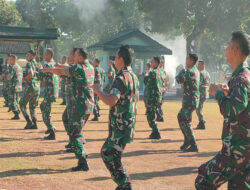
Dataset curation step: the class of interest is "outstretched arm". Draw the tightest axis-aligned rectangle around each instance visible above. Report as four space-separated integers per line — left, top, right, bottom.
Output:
41 68 67 76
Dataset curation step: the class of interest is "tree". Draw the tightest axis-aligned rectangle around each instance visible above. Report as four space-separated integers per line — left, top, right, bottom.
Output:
0 0 22 26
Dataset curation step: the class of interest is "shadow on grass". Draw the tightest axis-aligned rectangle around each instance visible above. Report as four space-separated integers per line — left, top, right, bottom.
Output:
0 168 70 178
0 150 66 158
86 166 197 181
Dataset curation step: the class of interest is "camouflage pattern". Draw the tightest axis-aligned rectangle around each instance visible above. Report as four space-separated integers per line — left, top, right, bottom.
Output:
196 69 210 123
143 70 150 109
144 67 163 133
2 61 10 106
104 64 116 93
40 61 58 130
101 66 139 187
60 76 67 102
176 66 200 144
195 63 250 189
93 66 105 117
8 63 23 112
65 61 95 159
19 60 41 122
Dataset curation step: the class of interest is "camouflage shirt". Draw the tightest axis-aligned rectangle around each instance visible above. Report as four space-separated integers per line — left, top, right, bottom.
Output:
176 66 200 108
24 60 40 91
94 66 106 88
40 60 59 101
66 61 95 115
144 67 163 104
159 67 169 93
8 63 23 93
199 69 210 100
110 66 139 144
215 62 250 159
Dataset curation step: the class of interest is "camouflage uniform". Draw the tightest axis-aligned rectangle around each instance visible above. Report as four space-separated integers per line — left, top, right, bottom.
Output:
196 69 210 124
101 66 139 188
65 61 94 159
8 63 23 113
195 63 250 190
176 66 200 146
143 70 150 109
104 65 116 93
40 61 58 130
2 62 9 106
93 66 105 118
60 76 67 103
19 60 40 124
144 67 163 136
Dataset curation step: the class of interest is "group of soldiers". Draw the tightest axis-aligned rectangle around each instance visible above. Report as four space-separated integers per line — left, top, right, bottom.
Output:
0 31 249 190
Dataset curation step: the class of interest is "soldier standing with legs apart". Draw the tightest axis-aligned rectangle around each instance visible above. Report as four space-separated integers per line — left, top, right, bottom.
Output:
195 31 250 190
176 53 200 152
6 55 23 120
196 61 210 130
92 45 139 190
42 48 94 172
19 50 41 129
40 48 58 140
145 57 163 139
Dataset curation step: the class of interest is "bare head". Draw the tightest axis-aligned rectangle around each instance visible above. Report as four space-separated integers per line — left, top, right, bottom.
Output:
151 57 160 69
198 61 205 71
115 45 134 71
74 48 87 64
186 53 198 68
44 48 54 62
93 58 100 67
26 50 36 62
9 54 18 65
62 56 67 64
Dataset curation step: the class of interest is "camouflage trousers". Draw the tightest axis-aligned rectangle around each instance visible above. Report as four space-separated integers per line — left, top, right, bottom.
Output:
156 93 164 119
177 106 196 143
196 97 206 123
147 103 160 132
9 91 20 112
93 94 100 117
64 108 89 159
61 81 66 102
40 98 55 130
19 87 40 122
195 148 250 190
2 82 9 105
101 138 131 187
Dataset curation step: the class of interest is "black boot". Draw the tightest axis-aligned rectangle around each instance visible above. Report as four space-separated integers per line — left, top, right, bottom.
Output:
11 111 20 120
183 139 198 152
44 129 56 140
24 121 33 129
149 130 161 139
8 107 11 112
30 120 38 129
156 116 164 122
115 183 133 190
180 139 190 151
72 157 89 172
196 121 206 130
65 143 72 149
91 116 98 121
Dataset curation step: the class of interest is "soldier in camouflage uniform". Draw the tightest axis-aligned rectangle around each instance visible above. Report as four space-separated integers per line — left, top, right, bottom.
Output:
60 56 68 105
196 61 210 130
104 60 116 93
176 53 200 152
91 58 106 121
19 50 41 129
42 48 94 172
144 57 163 139
40 48 59 140
143 63 151 113
195 31 250 190
93 45 139 190
1 53 10 107
6 55 23 120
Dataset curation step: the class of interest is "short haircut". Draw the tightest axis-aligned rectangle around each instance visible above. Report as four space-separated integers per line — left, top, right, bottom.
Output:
231 31 250 56
62 56 67 59
198 60 205 64
76 48 88 59
146 63 151 68
153 56 161 65
46 48 54 57
189 53 198 64
72 48 78 53
94 58 100 64
6 53 11 57
10 54 18 60
117 45 134 66
27 50 36 56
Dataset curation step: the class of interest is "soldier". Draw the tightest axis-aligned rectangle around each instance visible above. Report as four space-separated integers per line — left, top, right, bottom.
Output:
92 45 139 190
143 63 151 112
19 50 41 129
40 48 58 140
60 56 68 105
196 61 210 130
176 53 200 152
195 31 250 190
91 58 105 121
104 60 116 93
6 55 23 120
1 53 10 107
42 48 94 172
145 57 163 139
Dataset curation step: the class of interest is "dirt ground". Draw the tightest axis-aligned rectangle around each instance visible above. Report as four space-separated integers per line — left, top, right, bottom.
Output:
0 97 228 190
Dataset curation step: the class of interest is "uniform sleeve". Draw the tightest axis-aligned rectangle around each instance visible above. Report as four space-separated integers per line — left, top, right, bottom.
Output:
215 81 248 118
175 70 186 84
65 64 77 77
110 77 126 100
